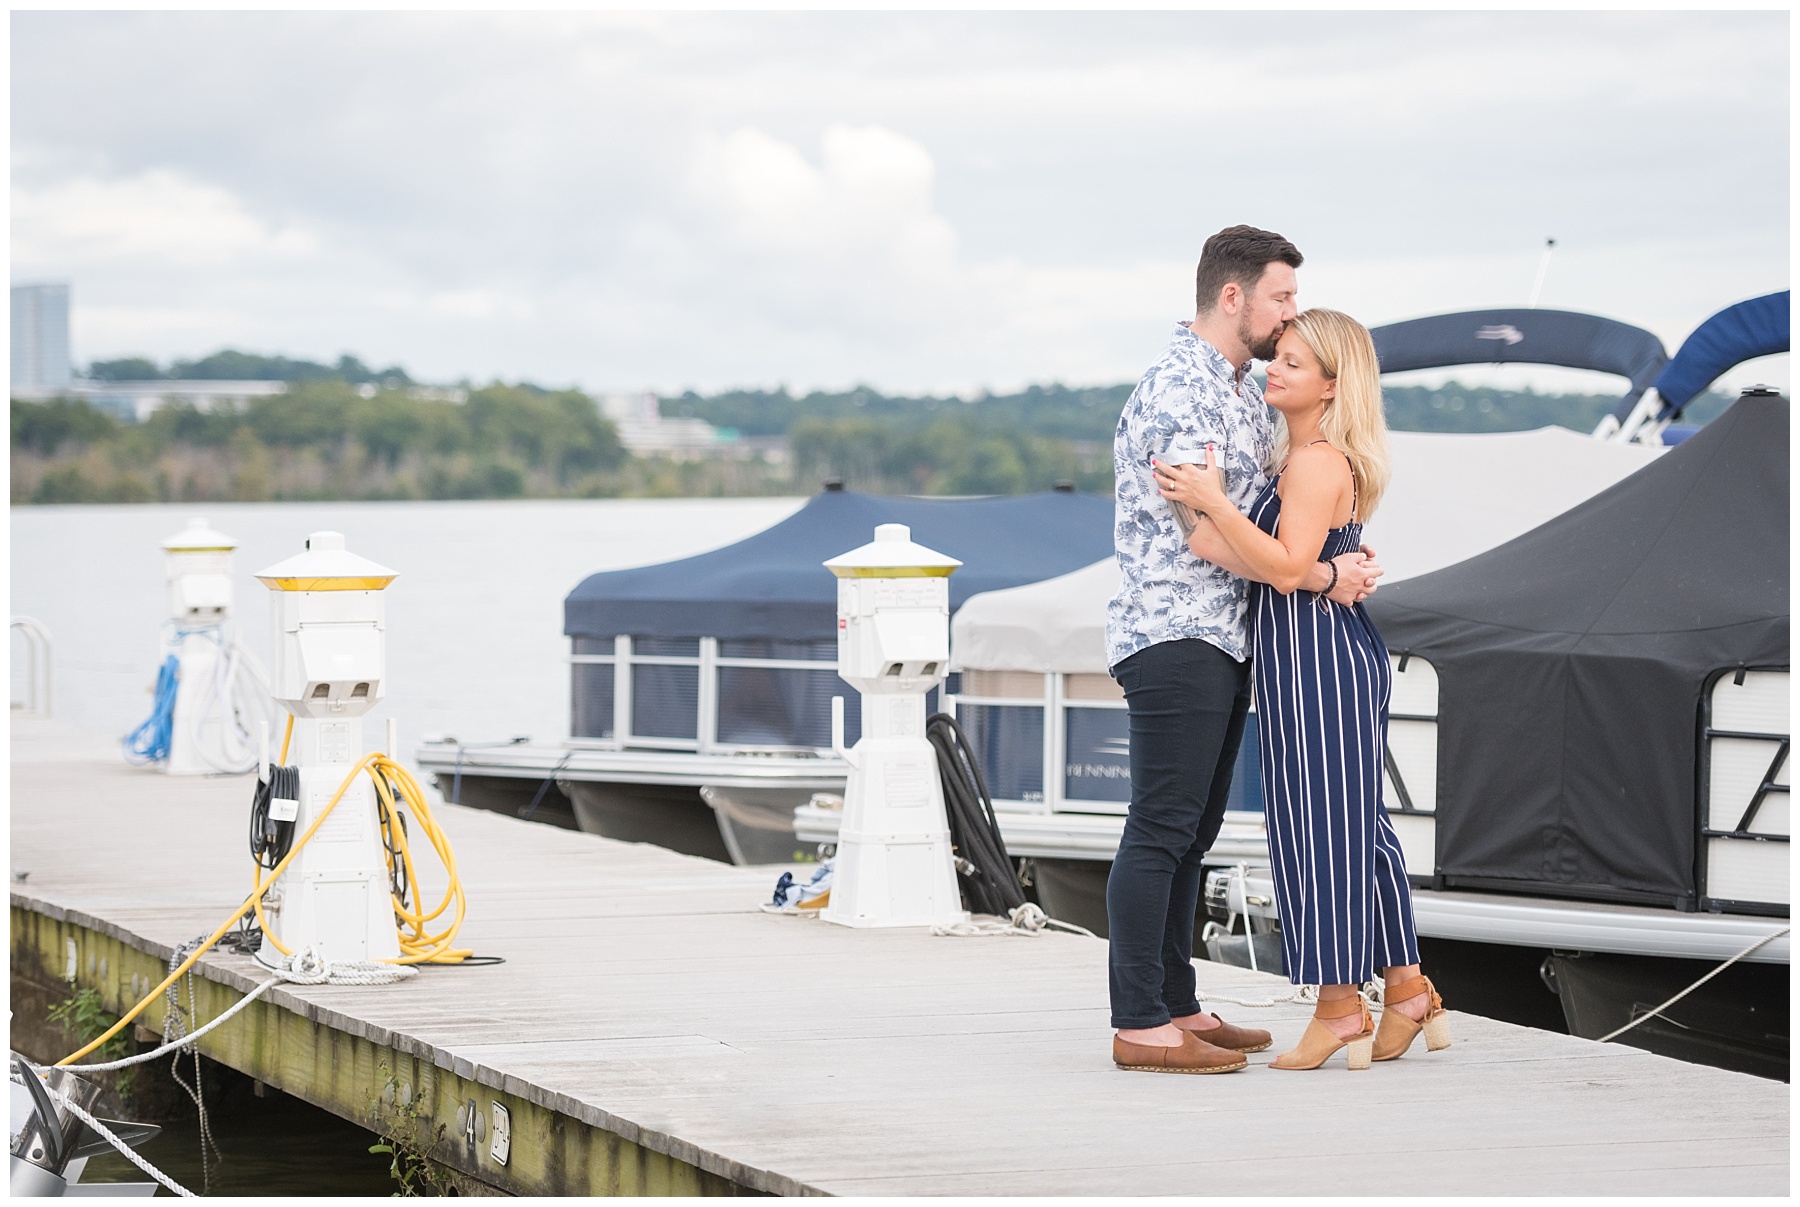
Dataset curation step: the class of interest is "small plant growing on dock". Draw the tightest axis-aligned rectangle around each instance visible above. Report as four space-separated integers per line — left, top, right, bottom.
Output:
369 1063 450 1197
48 985 128 1063
47 984 138 1107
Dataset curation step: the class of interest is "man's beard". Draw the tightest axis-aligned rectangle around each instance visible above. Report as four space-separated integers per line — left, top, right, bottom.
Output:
1240 313 1284 362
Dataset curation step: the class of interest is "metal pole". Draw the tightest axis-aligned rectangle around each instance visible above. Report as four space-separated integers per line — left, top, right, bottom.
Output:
1528 237 1557 308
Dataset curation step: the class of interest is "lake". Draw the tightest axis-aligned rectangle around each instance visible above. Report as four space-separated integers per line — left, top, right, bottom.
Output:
10 497 805 754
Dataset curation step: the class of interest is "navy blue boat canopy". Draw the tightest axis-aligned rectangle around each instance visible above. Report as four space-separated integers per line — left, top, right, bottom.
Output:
564 488 1115 642
1653 291 1790 418
1369 308 1668 424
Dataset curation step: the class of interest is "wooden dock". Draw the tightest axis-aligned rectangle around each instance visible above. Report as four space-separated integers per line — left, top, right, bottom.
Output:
10 716 1788 1196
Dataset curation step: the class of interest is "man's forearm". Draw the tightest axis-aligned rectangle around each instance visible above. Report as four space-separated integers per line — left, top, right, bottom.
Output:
1187 517 1257 578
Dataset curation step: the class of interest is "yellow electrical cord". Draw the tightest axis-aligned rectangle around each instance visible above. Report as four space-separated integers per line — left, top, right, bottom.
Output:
253 754 470 966
59 740 469 1066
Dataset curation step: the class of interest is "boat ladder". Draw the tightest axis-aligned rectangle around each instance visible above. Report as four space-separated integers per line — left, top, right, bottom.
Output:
11 616 53 717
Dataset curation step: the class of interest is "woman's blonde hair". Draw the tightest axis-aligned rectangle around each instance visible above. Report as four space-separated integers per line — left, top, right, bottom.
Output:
1267 307 1391 520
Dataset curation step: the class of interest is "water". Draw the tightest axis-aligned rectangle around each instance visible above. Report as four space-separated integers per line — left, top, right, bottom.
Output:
10 497 805 750
77 1087 397 1196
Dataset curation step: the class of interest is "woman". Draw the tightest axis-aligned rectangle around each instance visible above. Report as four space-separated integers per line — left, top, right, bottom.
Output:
1153 308 1450 1070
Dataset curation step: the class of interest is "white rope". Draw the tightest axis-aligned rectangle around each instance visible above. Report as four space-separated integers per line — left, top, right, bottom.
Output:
1596 926 1790 1044
932 902 1098 938
62 946 417 1073
176 629 281 776
43 1082 196 1198
939 903 1314 1007
271 945 421 987
67 978 277 1073
1193 982 1316 1009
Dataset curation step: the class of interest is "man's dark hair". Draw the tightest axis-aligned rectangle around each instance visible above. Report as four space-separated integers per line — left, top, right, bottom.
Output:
1195 225 1303 314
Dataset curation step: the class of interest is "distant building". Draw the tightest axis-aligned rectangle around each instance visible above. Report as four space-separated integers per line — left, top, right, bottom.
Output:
403 385 468 403
598 392 727 460
594 392 788 464
11 282 72 396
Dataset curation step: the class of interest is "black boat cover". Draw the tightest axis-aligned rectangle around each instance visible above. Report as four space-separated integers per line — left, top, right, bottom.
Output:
1365 393 1789 908
565 488 1115 641
1368 308 1668 425
1652 291 1790 417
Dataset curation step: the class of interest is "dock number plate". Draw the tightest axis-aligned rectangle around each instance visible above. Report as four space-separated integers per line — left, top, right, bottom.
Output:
489 1101 511 1166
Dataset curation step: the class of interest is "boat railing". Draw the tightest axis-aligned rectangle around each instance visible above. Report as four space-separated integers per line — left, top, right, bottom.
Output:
569 637 1253 818
1697 665 1791 913
1383 653 1440 883
571 635 921 760
951 668 1133 815
11 616 53 717
561 639 1448 845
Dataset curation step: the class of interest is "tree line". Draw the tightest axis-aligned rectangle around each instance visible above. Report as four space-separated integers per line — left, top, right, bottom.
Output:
13 348 1733 505
12 381 628 504
88 350 413 386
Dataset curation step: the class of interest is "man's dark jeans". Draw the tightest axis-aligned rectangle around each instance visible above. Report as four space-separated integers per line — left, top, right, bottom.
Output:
1106 637 1252 1030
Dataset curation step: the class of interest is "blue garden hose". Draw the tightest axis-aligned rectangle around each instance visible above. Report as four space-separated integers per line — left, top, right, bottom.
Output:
124 655 180 765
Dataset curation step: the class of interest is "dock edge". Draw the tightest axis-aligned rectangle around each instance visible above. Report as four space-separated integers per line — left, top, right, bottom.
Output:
11 894 806 1197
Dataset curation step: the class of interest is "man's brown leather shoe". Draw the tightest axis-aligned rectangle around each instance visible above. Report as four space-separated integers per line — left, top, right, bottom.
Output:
1112 1031 1248 1074
1177 1012 1273 1053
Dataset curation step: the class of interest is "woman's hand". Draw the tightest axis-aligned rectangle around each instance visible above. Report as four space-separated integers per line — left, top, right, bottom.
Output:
1153 445 1230 514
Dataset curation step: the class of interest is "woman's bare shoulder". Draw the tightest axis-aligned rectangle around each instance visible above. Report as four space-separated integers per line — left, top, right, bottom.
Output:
1285 441 1353 483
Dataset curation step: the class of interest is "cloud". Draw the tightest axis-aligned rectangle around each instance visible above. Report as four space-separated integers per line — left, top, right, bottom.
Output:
699 125 954 270
611 123 1186 390
679 125 961 329
425 289 536 322
9 11 1788 394
12 168 318 267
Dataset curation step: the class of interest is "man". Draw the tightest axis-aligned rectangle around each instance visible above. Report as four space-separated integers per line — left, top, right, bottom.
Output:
1105 225 1382 1074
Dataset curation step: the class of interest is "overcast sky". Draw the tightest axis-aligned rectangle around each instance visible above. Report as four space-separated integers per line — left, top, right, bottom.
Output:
12 10 1790 397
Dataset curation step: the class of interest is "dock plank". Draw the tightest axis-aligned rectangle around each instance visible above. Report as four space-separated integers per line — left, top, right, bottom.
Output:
10 717 1788 1196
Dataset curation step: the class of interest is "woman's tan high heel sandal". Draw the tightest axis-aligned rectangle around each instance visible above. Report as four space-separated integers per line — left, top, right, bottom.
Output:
1270 994 1374 1070
1373 974 1452 1061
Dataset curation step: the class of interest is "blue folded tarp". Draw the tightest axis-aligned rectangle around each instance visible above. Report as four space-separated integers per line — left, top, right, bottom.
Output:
565 488 1115 641
1653 291 1790 416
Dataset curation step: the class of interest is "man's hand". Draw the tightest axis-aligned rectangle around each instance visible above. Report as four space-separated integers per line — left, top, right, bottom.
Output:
1327 545 1384 605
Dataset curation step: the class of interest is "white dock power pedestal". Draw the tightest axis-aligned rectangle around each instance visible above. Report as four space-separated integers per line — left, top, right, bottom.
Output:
161 518 238 776
821 524 968 929
253 531 402 966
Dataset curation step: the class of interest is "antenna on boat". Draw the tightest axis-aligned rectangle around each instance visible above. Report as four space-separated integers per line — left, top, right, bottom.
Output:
1528 238 1557 308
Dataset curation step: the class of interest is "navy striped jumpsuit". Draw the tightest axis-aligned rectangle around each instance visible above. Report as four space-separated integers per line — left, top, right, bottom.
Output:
1247 459 1420 986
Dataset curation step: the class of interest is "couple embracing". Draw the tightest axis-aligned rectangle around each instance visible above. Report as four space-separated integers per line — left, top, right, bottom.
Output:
1104 225 1450 1074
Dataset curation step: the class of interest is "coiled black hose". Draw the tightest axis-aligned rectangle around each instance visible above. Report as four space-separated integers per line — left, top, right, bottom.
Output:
248 765 300 870
237 764 300 953
926 712 1027 917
